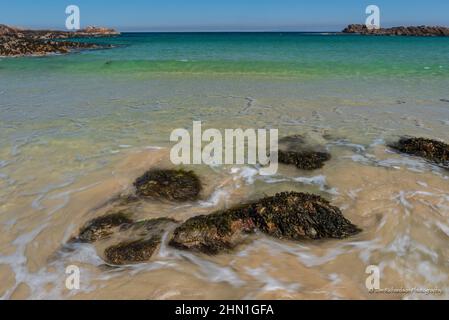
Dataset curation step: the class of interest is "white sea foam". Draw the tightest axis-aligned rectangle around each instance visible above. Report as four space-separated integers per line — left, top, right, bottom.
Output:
199 188 229 207
181 252 245 287
245 266 300 293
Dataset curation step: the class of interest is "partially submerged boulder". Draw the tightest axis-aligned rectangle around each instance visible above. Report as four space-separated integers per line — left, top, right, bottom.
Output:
389 137 449 169
74 211 133 243
134 169 201 202
250 192 361 240
169 206 257 254
104 217 177 265
104 238 160 265
169 192 361 254
278 135 331 170
278 150 331 170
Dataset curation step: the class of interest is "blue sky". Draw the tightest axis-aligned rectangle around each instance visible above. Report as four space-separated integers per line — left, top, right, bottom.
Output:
0 1 448 31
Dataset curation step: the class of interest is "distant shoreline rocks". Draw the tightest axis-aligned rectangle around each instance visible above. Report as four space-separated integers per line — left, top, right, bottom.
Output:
0 24 119 57
342 24 449 37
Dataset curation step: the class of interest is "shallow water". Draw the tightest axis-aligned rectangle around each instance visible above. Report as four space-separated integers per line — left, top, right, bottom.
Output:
0 33 449 299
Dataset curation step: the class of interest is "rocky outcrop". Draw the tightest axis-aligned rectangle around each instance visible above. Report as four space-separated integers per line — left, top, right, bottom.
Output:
76 26 119 37
0 35 104 57
169 192 361 254
134 169 202 202
278 135 331 170
389 137 449 169
0 24 21 35
0 24 118 57
0 24 119 39
342 24 449 37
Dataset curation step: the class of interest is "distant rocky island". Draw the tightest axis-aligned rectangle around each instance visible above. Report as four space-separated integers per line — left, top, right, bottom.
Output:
342 24 449 37
0 24 119 57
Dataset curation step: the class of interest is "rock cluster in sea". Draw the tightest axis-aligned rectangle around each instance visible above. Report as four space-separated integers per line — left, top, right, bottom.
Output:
0 24 118 57
67 135 360 265
67 135 449 265
342 24 449 37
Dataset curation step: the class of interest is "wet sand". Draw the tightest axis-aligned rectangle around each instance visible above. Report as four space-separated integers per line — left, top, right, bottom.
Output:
1 138 448 299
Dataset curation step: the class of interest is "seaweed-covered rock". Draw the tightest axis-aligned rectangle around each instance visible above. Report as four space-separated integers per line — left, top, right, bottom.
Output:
169 192 360 254
104 217 177 265
250 192 361 240
278 135 331 170
134 169 201 202
74 211 133 243
278 150 331 170
389 137 449 169
104 238 160 265
169 206 256 254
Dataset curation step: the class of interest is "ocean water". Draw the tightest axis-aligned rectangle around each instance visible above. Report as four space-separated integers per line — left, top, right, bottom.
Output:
0 33 449 299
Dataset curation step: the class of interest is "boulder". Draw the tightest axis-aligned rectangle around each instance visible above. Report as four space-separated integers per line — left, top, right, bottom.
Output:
74 211 133 243
134 169 201 202
169 192 361 254
104 217 177 265
250 192 361 240
104 238 160 265
277 135 331 170
169 205 257 254
389 137 449 169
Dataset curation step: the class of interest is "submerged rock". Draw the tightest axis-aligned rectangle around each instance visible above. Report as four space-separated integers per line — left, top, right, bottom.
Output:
169 192 360 254
389 137 449 169
169 206 257 254
104 217 177 265
134 169 201 202
74 211 133 243
278 135 331 170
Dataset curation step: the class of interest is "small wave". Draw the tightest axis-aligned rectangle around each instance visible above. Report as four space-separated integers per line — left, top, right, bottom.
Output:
199 188 229 208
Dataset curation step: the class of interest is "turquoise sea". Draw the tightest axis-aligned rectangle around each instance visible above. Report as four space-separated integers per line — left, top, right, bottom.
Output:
1 33 449 299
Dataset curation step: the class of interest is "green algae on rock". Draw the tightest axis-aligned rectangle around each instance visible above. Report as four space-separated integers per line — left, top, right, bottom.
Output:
74 211 133 243
134 169 201 202
389 137 449 169
169 205 257 254
169 192 361 254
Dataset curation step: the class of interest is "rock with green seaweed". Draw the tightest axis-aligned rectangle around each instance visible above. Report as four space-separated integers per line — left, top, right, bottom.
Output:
278 135 331 170
169 205 257 254
389 137 449 169
73 211 133 243
169 192 360 254
134 169 202 202
104 217 178 265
